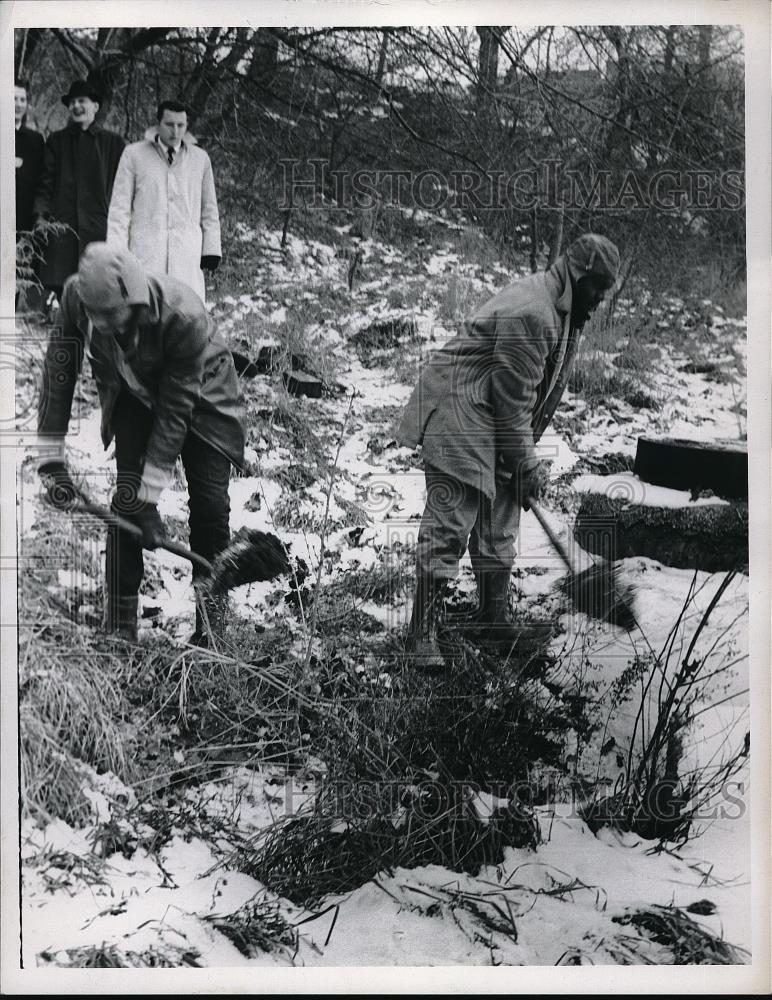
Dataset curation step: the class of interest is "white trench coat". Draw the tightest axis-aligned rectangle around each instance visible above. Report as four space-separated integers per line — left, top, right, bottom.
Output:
107 130 221 304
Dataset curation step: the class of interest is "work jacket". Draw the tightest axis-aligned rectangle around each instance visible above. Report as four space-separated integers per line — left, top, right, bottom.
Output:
107 131 221 304
34 121 126 286
38 270 244 497
399 257 579 499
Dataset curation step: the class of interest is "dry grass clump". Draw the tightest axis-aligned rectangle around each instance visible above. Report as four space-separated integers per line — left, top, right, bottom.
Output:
203 892 299 959
19 584 141 826
134 629 307 769
38 943 201 968
17 537 307 824
569 363 659 410
223 646 579 905
20 707 99 828
235 789 538 907
611 904 750 965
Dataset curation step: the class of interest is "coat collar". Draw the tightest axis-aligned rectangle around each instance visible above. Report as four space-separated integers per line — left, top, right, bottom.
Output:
154 133 189 153
145 125 198 147
66 120 102 136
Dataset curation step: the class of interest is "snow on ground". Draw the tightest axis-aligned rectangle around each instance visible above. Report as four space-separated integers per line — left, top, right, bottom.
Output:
289 806 752 965
19 773 751 967
571 472 730 508
17 225 752 969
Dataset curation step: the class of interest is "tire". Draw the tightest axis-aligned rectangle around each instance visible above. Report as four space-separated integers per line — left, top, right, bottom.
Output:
633 437 747 500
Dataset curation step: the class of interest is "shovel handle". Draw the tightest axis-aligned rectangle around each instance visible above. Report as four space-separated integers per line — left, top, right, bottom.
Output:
527 496 577 576
74 498 214 576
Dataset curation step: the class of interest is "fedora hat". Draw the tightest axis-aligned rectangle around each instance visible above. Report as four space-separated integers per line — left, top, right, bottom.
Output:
61 79 102 106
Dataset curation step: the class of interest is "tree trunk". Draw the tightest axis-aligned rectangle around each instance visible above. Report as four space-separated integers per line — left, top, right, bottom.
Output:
374 29 389 86
697 25 713 116
16 28 47 77
604 26 634 169
89 28 174 120
184 27 223 122
476 27 500 118
529 206 539 273
217 28 253 125
697 25 712 69
247 27 280 86
547 202 564 268
663 25 676 79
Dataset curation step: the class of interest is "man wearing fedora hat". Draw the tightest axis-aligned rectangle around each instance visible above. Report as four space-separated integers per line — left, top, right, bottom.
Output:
33 80 125 303
398 233 621 670
36 243 245 644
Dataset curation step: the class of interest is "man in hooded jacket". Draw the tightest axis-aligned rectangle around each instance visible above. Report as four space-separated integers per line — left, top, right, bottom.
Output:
399 233 621 669
36 243 245 644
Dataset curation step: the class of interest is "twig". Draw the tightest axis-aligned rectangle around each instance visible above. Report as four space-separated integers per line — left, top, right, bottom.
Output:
303 393 356 677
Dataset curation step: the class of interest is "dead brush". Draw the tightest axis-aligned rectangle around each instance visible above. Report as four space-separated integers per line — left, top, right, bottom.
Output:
39 943 201 968
130 630 309 768
611 904 750 964
217 647 586 906
224 786 538 908
202 891 299 959
582 571 748 843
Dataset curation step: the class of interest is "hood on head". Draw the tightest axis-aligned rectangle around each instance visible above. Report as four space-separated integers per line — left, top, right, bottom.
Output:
78 242 149 310
566 234 620 285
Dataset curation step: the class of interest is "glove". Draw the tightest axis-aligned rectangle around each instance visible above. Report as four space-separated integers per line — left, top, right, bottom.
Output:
518 460 551 512
125 501 166 550
200 255 221 271
39 460 80 510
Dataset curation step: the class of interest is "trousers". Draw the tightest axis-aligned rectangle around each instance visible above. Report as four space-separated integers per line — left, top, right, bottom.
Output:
106 389 232 598
415 464 521 581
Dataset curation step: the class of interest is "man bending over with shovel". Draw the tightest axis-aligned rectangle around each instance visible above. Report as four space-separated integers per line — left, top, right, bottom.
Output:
399 233 620 670
36 242 246 644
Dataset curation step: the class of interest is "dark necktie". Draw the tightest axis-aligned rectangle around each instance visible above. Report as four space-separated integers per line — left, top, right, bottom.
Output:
167 146 174 166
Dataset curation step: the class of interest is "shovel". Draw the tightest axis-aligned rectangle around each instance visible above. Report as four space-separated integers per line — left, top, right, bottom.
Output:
528 496 637 630
72 497 290 595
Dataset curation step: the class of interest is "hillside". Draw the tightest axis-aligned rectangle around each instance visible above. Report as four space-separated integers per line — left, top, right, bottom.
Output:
16 213 750 970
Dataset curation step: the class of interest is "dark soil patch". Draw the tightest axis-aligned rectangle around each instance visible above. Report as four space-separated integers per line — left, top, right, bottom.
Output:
574 493 748 572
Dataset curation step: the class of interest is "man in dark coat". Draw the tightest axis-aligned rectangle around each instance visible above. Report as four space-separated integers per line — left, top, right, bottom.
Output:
33 80 125 299
36 243 245 643
398 233 621 669
15 78 44 232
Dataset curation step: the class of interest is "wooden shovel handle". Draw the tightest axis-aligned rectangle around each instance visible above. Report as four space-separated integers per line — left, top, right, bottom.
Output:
527 496 577 576
74 498 214 576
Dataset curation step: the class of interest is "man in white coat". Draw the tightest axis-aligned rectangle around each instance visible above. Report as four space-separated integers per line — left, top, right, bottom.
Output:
107 100 221 304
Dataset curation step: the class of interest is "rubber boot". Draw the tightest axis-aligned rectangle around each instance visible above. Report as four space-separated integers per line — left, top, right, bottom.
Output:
476 570 553 651
104 594 139 642
190 591 229 649
405 574 448 672
470 569 516 643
